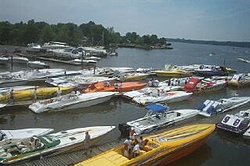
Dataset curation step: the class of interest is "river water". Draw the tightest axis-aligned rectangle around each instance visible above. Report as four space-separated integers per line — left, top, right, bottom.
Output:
1 42 250 165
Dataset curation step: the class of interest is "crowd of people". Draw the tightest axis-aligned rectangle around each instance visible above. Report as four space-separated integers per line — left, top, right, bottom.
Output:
123 127 149 159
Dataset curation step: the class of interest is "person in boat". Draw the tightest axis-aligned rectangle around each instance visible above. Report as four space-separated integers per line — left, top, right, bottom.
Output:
17 141 30 153
139 137 149 151
83 131 91 155
33 86 37 103
152 79 159 87
8 89 14 104
129 127 136 140
123 137 132 158
148 79 153 87
132 139 140 158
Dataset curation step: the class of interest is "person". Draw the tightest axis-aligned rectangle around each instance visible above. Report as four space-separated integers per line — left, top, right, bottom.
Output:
83 131 91 155
9 89 14 104
57 86 62 99
33 86 37 103
132 139 140 158
123 137 132 158
129 127 136 140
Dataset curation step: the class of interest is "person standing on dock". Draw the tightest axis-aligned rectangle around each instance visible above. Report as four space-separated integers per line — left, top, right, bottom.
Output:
8 89 14 104
33 86 37 103
83 131 91 155
57 86 62 99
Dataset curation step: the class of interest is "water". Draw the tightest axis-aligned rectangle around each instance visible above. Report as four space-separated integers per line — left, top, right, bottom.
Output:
1 42 250 165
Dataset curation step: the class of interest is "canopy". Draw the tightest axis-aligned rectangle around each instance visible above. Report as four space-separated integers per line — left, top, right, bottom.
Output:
145 103 169 113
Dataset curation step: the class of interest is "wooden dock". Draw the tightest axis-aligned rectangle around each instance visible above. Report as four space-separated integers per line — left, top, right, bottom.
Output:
19 139 124 166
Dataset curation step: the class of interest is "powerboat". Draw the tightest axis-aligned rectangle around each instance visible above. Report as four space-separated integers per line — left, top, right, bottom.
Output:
217 109 250 134
183 77 227 93
228 73 250 87
27 61 50 69
131 90 192 105
0 128 54 145
75 124 215 166
0 126 115 164
118 103 198 136
198 96 250 117
84 81 147 93
29 91 118 113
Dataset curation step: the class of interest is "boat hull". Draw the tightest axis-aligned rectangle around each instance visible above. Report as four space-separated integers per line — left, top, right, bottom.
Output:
75 124 215 166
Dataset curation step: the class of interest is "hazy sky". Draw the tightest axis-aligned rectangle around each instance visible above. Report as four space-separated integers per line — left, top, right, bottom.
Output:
1 0 250 42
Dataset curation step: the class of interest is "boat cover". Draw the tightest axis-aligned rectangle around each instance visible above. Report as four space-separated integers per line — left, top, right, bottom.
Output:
145 103 169 113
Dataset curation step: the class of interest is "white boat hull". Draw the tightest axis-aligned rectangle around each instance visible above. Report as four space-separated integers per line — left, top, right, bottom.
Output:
29 92 118 113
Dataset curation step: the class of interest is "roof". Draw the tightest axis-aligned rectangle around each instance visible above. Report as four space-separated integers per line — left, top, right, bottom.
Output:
145 103 169 113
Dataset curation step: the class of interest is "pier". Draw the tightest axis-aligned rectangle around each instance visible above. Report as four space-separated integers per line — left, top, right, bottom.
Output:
20 139 123 166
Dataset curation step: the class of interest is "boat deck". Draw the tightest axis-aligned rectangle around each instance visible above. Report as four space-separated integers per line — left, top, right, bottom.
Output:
19 140 123 166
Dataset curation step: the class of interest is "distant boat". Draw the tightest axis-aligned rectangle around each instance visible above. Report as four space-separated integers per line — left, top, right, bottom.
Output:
8 56 28 64
0 56 8 65
27 61 50 69
237 57 250 63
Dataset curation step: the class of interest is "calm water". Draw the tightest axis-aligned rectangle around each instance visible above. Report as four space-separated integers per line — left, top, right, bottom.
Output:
1 42 250 165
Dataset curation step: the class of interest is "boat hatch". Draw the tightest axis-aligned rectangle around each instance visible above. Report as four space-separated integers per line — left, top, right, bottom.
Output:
69 137 76 140
61 131 68 134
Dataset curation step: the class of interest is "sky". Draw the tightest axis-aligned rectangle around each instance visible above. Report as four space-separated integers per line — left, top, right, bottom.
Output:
1 0 250 42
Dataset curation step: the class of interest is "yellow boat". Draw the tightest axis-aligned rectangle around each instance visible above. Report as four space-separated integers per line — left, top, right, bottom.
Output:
153 69 191 78
0 87 73 102
74 124 215 166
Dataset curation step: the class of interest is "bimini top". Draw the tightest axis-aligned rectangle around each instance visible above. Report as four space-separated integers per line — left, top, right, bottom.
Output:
145 103 169 113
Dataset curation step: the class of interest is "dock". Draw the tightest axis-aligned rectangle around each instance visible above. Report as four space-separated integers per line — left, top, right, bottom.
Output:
19 139 124 166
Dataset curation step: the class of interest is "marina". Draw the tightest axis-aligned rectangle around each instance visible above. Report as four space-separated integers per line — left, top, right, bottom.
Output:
1 42 250 165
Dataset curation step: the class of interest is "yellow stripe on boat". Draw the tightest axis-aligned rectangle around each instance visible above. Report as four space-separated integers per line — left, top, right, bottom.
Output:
75 124 215 166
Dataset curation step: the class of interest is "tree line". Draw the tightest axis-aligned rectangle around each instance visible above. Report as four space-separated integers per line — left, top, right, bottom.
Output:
0 20 168 48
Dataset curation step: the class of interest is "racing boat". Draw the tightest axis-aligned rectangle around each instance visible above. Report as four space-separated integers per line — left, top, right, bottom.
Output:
198 96 250 117
0 126 115 164
29 91 118 113
75 124 215 166
118 103 198 136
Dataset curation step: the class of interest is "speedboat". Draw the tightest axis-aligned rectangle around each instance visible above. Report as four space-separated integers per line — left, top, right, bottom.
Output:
0 86 73 103
228 73 250 87
75 124 215 166
27 61 50 69
198 96 250 117
8 56 28 64
183 77 227 93
0 126 115 164
29 91 118 113
216 109 250 134
118 103 198 136
131 90 192 105
84 81 147 93
0 56 8 65
0 128 54 145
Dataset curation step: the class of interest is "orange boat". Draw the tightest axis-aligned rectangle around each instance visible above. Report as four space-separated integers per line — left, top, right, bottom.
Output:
84 81 147 93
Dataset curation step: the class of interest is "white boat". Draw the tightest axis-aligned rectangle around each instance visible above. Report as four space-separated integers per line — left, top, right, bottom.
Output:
0 128 54 145
198 97 250 117
0 57 8 65
71 59 97 65
0 126 115 164
217 109 250 134
8 56 28 64
118 103 198 136
29 91 118 113
27 61 50 69
46 75 115 88
131 90 192 105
